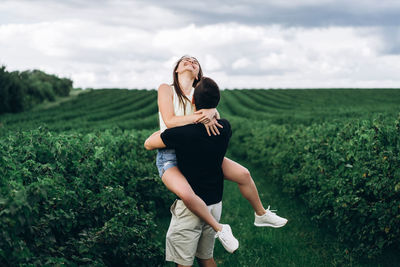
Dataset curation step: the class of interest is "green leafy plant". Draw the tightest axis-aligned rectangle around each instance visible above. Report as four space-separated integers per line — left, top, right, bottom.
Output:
0 128 173 266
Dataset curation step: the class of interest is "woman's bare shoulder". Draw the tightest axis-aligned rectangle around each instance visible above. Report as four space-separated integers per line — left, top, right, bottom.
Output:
158 83 173 93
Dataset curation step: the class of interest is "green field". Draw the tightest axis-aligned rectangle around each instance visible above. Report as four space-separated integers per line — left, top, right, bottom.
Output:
2 89 400 134
1 88 400 266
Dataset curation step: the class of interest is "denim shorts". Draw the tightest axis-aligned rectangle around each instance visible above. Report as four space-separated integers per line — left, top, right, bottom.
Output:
156 148 178 178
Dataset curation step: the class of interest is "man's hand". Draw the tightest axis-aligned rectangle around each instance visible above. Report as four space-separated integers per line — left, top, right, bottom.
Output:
194 108 216 124
204 118 223 136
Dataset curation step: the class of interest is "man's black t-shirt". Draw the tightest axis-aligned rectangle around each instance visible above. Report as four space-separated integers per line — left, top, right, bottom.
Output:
160 119 232 205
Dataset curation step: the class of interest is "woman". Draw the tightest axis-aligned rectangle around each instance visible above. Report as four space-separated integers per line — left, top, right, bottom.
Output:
155 55 287 246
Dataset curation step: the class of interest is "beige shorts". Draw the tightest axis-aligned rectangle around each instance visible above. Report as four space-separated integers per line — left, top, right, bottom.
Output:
165 199 222 266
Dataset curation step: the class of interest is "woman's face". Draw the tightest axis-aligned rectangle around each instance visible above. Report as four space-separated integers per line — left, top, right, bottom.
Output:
175 56 200 78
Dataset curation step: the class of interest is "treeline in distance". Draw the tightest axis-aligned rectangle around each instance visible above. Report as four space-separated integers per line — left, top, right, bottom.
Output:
0 66 73 114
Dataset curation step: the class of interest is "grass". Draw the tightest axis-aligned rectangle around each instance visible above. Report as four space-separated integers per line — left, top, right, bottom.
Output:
155 153 399 266
31 88 89 111
212 154 341 267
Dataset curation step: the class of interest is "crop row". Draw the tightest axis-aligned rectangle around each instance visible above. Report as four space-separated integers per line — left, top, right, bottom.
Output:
0 128 173 266
2 89 400 135
0 90 158 134
220 89 400 125
1 88 400 264
1 90 153 126
229 114 400 258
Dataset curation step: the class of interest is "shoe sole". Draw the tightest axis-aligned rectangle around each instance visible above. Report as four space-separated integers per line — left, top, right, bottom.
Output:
217 236 239 253
220 242 239 253
254 221 288 228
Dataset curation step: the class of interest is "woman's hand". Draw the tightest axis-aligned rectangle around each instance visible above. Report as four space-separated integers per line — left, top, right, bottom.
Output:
194 108 216 124
203 117 223 136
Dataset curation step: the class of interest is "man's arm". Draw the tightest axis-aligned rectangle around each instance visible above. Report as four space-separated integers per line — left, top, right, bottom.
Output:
145 125 192 151
144 130 166 150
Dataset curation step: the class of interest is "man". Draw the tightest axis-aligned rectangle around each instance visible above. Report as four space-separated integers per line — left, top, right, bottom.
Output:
144 77 236 267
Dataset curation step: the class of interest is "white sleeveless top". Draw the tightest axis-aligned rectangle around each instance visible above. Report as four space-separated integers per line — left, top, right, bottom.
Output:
159 85 195 132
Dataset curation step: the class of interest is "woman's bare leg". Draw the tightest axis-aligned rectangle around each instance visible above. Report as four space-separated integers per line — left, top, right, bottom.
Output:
222 157 266 216
162 166 222 232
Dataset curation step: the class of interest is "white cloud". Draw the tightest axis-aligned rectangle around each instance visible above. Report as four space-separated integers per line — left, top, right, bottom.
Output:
232 58 251 70
204 54 222 72
0 0 185 28
0 1 399 89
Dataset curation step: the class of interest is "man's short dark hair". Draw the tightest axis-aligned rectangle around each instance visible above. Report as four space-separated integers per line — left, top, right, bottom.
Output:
193 77 220 110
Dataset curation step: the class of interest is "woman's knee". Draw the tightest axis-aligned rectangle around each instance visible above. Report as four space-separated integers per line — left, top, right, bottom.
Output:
239 167 252 184
242 167 251 178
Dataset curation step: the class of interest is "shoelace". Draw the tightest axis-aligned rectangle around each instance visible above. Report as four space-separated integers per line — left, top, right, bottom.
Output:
266 205 277 214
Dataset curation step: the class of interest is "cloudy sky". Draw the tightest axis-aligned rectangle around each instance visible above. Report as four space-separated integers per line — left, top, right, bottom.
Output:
1 0 400 89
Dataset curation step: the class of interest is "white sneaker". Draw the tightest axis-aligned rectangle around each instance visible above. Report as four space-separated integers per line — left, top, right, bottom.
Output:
254 206 288 228
215 224 239 253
